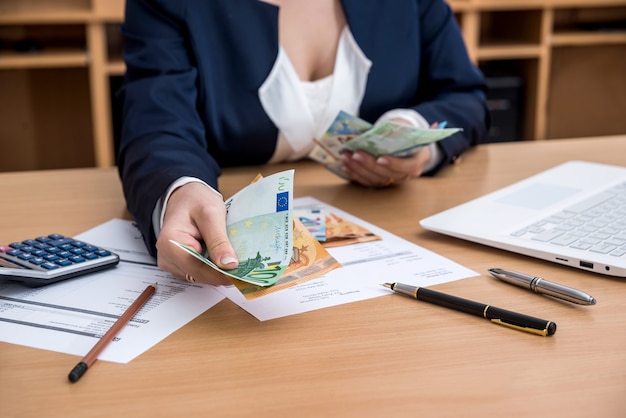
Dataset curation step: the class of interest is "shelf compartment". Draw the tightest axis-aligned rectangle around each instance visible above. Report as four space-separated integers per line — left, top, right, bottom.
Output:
552 5 626 45
546 44 626 139
0 24 87 69
0 67 94 172
553 5 626 32
479 9 544 47
479 59 539 141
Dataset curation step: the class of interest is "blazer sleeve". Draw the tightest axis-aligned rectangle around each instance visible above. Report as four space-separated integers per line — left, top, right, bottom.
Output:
117 0 222 255
412 0 490 173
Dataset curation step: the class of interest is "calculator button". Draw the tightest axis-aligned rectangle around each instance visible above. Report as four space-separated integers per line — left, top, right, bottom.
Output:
6 249 22 257
70 248 87 256
95 250 111 257
17 253 35 261
49 238 72 246
40 262 60 270
70 240 87 248
69 256 86 263
83 253 98 260
29 258 46 266
35 236 53 243
55 259 73 267
47 234 65 240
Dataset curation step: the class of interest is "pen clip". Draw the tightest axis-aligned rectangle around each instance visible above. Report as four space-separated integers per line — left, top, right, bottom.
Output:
490 319 549 337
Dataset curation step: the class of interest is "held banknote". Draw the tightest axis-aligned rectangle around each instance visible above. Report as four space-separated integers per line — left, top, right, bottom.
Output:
171 170 294 287
343 120 461 158
309 110 461 165
309 111 373 163
230 217 342 299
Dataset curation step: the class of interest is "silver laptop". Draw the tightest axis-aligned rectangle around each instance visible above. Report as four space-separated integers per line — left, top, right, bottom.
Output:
420 160 626 278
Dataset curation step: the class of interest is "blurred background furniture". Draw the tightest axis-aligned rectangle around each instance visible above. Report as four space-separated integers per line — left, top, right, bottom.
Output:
1 0 624 171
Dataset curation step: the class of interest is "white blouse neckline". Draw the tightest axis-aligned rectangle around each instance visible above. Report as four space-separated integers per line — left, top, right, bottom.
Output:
259 26 372 162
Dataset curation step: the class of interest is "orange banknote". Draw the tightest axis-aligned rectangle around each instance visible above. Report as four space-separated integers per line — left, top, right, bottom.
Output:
323 211 381 248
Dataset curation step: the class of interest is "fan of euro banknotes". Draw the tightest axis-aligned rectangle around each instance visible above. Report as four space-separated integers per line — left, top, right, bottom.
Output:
170 170 344 299
309 110 462 176
169 111 449 298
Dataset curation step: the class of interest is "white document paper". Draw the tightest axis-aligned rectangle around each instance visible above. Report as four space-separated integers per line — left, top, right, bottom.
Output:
0 198 477 360
0 219 225 364
216 197 478 321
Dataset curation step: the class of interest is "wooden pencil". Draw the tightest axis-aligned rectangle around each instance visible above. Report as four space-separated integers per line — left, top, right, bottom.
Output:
68 282 157 382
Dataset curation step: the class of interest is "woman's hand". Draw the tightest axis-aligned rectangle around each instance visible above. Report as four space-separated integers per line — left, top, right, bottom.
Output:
339 118 432 187
155 182 237 285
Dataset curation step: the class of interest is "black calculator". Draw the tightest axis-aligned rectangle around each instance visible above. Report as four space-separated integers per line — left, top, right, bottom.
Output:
0 234 120 286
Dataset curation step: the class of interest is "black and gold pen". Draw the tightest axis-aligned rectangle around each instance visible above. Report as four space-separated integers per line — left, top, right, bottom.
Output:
382 282 556 336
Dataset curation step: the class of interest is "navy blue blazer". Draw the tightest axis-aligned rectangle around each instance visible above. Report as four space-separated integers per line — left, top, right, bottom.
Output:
118 0 489 255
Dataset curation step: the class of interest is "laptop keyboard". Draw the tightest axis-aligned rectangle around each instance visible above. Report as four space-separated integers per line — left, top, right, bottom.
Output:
511 181 626 257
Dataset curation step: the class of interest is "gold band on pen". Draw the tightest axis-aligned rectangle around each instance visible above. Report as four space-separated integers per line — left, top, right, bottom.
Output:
484 305 550 336
491 319 550 337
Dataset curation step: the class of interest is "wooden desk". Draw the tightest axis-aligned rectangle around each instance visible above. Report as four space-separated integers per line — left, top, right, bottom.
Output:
1 136 625 417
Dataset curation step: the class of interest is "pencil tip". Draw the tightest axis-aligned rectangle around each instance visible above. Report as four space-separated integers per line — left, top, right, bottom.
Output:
380 283 392 289
590 298 597 305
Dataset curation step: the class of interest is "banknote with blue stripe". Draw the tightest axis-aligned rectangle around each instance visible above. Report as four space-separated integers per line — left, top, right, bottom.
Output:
171 170 294 287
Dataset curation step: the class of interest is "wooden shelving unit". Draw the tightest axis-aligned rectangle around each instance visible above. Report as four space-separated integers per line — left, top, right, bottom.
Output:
1 0 625 171
452 0 626 142
0 0 123 171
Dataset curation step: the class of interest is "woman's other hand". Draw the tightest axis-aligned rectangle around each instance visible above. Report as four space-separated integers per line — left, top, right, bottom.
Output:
339 117 432 187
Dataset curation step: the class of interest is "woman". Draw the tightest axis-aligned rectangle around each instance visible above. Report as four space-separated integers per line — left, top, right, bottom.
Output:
118 0 489 285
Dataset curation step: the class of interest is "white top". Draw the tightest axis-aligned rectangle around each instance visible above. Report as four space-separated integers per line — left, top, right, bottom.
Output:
260 26 372 162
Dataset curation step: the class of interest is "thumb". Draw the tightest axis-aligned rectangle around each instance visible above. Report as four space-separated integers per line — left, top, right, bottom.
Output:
202 225 238 270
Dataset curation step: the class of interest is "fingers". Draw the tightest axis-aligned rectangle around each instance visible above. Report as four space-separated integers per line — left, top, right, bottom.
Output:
155 182 235 286
340 147 430 187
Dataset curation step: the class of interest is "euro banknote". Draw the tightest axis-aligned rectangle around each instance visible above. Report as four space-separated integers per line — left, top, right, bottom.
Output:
171 169 294 287
309 110 461 166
